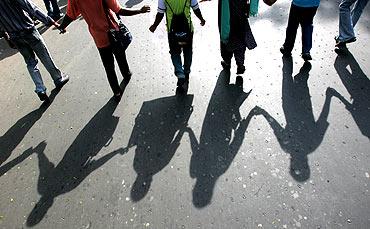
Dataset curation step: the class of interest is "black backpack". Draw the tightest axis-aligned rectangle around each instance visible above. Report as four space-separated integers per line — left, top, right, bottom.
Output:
165 0 191 45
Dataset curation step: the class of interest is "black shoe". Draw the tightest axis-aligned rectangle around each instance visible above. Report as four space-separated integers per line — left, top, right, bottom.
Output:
177 78 186 87
55 74 69 89
37 91 49 102
301 53 312 61
221 60 231 70
236 65 245 74
280 46 291 57
335 36 356 47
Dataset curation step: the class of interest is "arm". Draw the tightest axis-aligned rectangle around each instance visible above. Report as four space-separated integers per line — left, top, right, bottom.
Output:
59 15 74 33
149 13 165 32
192 0 205 25
15 0 56 27
117 5 150 16
193 9 205 26
2 31 16 49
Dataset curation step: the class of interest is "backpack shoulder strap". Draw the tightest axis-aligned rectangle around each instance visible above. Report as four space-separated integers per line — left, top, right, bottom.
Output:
181 0 189 13
164 0 175 14
164 0 188 14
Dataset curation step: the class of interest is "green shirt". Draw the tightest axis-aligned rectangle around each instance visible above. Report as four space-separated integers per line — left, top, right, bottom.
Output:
159 0 195 32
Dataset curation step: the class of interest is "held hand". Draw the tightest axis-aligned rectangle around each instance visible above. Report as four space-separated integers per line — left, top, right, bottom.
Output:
200 19 206 26
140 5 151 13
59 28 67 34
52 21 60 29
149 25 157 33
3 32 16 49
52 21 65 34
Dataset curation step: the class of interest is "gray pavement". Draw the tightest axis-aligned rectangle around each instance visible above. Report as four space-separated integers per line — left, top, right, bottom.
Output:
0 0 369 228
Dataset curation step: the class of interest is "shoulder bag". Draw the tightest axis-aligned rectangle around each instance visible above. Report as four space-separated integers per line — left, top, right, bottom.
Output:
102 0 132 50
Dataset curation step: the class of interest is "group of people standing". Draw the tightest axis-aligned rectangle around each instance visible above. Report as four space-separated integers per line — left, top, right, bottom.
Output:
0 0 368 102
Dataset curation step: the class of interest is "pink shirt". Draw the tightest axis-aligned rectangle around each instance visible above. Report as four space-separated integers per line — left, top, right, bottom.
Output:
67 0 121 48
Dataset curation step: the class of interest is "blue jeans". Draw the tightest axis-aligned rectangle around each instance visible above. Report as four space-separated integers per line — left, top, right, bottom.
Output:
338 0 369 41
168 34 193 78
10 28 63 93
283 4 318 54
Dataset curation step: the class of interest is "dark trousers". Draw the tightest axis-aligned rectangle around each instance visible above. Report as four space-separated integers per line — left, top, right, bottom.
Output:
283 3 318 54
168 34 193 78
220 42 246 67
98 45 130 94
43 0 61 16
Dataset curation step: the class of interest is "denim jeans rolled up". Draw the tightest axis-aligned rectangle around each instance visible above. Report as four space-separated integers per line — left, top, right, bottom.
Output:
338 0 369 41
10 28 63 93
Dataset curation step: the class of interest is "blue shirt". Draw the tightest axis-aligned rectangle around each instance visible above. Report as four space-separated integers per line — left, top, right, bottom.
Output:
0 0 52 33
293 0 320 7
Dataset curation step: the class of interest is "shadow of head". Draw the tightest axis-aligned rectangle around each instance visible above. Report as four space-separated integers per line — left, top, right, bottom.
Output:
289 155 310 182
130 175 153 202
192 176 217 208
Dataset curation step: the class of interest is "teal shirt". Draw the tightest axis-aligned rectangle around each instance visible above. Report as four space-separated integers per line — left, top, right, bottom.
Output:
220 0 230 43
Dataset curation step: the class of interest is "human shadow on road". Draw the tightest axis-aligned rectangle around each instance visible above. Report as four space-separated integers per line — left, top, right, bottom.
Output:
26 98 126 227
253 57 334 182
0 38 18 61
125 95 194 202
330 50 370 139
0 141 46 177
187 70 253 208
0 89 60 168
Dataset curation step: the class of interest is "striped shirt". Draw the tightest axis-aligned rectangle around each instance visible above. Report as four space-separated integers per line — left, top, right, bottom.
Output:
0 0 53 33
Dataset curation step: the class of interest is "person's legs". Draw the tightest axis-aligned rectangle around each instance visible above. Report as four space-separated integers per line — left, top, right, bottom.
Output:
220 42 232 66
98 46 121 95
300 7 318 55
50 0 61 15
12 36 47 94
351 0 369 27
113 47 131 80
338 0 358 42
42 0 52 16
183 37 193 79
168 36 185 79
282 3 300 54
27 30 65 85
234 46 246 74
